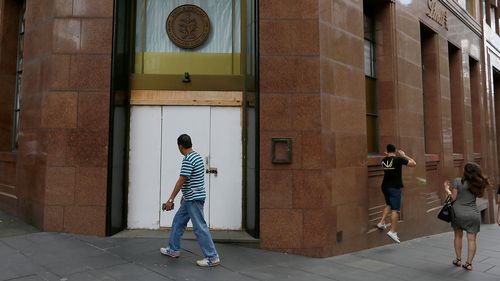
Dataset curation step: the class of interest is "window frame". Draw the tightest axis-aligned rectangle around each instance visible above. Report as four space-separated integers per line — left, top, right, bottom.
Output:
130 0 249 91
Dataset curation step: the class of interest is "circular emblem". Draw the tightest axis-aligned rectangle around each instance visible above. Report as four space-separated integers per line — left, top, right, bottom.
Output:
166 4 210 49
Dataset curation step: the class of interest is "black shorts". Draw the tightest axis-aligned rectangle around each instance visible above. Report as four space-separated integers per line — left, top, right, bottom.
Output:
382 187 402 212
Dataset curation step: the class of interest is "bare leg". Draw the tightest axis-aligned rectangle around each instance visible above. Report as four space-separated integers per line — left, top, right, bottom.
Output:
379 205 390 225
389 210 399 233
453 228 463 262
466 232 477 265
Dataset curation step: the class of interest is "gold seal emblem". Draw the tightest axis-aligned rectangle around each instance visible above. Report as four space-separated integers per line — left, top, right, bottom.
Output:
166 4 210 49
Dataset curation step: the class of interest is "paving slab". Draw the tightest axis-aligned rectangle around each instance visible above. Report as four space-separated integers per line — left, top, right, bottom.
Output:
1 209 500 281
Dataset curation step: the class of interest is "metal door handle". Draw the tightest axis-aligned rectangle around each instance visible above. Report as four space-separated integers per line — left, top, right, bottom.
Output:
206 167 218 176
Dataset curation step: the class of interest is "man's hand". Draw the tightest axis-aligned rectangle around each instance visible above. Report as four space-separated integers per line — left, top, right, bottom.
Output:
397 150 406 157
162 201 174 211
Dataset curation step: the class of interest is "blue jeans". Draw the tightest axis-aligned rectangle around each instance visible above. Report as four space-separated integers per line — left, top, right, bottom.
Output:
168 199 219 259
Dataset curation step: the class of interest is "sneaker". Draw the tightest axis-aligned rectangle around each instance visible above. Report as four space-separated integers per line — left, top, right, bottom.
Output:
196 257 220 267
160 247 180 258
386 231 401 243
376 223 387 230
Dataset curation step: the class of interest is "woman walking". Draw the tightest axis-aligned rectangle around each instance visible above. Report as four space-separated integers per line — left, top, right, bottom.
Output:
443 162 490 271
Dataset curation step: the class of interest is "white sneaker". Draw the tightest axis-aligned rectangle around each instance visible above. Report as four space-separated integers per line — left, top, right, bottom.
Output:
160 247 180 258
386 231 400 243
376 223 387 230
196 257 220 267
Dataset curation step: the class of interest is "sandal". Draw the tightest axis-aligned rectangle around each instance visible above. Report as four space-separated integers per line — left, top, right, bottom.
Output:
452 258 461 267
462 262 472 271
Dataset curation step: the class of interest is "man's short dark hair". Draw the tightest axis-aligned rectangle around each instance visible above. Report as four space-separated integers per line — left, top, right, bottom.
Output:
386 144 396 152
177 134 192 148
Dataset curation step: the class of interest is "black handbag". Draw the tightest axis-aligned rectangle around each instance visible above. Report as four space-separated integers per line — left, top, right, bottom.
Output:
437 196 455 222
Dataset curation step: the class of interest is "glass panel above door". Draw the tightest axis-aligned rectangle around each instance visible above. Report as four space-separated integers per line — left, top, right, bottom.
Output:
135 0 241 75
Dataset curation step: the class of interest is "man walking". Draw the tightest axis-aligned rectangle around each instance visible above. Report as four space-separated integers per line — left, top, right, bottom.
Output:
160 134 220 267
377 144 416 243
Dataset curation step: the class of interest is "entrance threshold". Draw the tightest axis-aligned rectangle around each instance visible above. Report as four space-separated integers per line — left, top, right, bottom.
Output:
112 229 259 244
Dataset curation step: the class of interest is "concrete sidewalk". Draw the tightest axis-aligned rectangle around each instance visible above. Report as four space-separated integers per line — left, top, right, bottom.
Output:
1 210 500 281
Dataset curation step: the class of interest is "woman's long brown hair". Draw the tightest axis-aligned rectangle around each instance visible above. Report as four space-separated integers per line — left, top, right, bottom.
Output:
462 162 490 197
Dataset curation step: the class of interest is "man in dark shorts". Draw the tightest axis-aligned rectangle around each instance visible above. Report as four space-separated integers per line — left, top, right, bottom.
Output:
377 144 416 243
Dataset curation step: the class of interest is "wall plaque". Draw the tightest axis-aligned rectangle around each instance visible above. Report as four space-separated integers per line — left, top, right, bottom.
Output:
166 4 211 49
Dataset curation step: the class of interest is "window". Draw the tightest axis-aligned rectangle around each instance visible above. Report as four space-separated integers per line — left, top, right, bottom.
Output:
448 43 464 154
420 24 439 154
364 10 378 153
491 5 497 32
134 0 241 76
466 0 476 17
469 57 481 153
12 1 25 151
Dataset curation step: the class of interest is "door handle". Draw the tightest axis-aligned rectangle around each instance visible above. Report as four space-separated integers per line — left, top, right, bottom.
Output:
206 167 218 176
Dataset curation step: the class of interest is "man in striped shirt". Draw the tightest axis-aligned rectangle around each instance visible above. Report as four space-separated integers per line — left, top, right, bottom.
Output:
160 134 220 267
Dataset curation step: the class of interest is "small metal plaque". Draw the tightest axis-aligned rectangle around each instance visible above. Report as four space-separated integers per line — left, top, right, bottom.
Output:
166 4 210 49
272 138 292 164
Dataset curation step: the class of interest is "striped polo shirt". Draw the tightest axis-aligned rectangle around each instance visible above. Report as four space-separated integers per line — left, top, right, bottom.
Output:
179 151 206 201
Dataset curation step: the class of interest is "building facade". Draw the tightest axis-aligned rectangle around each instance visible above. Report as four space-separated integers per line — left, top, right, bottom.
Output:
0 0 498 258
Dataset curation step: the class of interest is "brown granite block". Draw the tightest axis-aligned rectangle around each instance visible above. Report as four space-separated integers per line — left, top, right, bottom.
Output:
53 19 81 53
302 131 322 169
78 92 110 129
320 60 335 94
63 205 106 236
260 169 293 208
260 20 319 56
46 55 71 90
43 205 63 231
69 55 111 90
291 94 321 131
292 169 327 208
68 130 109 167
332 167 365 205
330 96 365 134
81 19 113 54
45 167 75 205
321 132 337 170
41 92 78 128
260 56 320 93
260 0 318 19
47 130 69 166
331 0 363 35
24 23 52 60
73 0 113 17
259 94 292 131
319 0 332 22
332 63 364 100
26 0 51 24
336 203 367 238
75 167 107 206
334 133 366 168
260 209 303 249
303 208 336 248
21 62 41 99
325 28 363 68
54 0 73 17
19 96 42 130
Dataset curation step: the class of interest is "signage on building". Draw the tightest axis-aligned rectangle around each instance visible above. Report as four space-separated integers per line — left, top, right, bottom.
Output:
166 4 211 49
426 0 448 30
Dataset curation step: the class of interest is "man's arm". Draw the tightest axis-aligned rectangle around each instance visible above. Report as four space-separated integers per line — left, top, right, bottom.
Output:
398 150 416 167
165 176 186 211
